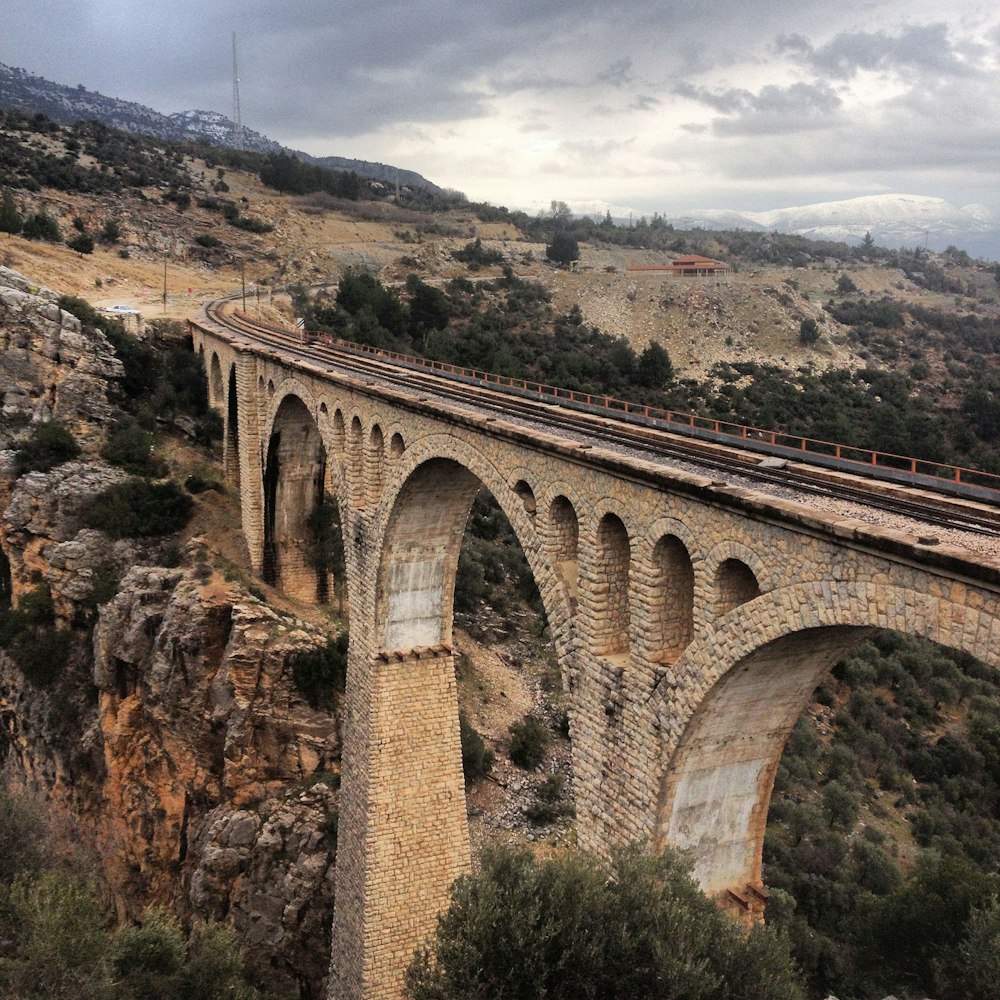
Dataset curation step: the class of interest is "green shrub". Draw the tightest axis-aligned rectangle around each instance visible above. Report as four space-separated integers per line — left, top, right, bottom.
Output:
290 633 349 710
508 715 550 770
0 871 113 1000
100 419 166 477
20 211 61 242
82 479 193 538
799 317 820 345
195 233 221 248
13 627 73 688
67 233 95 256
459 711 493 782
525 775 573 825
405 844 806 1000
14 421 80 475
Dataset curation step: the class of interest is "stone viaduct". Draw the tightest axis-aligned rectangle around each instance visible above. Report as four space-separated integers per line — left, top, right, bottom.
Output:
189 314 1000 1000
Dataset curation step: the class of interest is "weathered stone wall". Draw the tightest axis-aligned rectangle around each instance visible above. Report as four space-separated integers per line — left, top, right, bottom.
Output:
190 316 1000 1000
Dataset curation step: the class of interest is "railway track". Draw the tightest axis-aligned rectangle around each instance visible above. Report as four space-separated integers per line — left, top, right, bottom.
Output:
199 300 1000 541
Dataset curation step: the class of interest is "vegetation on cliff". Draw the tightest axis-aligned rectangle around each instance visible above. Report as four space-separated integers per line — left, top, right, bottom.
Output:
0 788 273 1000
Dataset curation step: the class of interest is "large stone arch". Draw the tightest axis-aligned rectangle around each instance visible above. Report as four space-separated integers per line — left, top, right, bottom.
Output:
369 434 572 655
225 364 241 491
331 437 573 1000
261 391 328 602
654 580 1000 914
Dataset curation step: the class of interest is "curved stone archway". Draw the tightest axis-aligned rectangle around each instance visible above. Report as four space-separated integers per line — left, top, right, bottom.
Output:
261 393 328 602
654 580 1000 914
331 446 571 1000
225 364 241 491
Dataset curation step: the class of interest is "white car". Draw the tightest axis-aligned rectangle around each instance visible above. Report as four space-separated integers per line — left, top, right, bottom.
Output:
103 304 141 316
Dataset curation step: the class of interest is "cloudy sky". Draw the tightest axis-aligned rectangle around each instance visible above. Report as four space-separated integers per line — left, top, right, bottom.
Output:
3 1 999 218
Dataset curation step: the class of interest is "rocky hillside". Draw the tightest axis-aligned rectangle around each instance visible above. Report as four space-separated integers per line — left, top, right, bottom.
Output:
0 62 438 189
0 268 345 996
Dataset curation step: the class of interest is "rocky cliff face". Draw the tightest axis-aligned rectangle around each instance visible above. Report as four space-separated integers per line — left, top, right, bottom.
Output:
0 265 121 451
1 267 340 997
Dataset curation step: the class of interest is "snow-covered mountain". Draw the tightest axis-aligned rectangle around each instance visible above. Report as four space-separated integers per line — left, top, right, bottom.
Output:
670 195 1000 259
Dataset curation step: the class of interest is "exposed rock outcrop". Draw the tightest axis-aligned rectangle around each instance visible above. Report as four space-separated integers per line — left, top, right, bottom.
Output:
1 266 342 998
0 265 122 447
92 564 339 995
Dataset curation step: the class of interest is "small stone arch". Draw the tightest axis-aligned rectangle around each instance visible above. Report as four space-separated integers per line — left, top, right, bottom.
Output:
348 415 365 506
389 431 405 458
209 352 223 405
225 364 240 491
714 558 761 617
590 512 631 662
333 409 346 455
368 424 385 503
654 580 1000 913
648 534 695 662
547 494 579 603
512 479 536 515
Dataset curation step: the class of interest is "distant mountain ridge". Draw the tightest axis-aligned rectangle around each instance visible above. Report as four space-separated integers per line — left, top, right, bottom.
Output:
0 62 439 191
668 194 1000 259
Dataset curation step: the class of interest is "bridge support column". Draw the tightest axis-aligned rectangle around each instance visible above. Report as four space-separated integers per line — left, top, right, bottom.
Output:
234 347 266 573
329 645 470 1000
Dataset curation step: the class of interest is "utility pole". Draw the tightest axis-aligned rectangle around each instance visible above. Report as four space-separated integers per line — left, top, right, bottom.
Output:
241 258 247 311
162 258 167 314
232 32 244 151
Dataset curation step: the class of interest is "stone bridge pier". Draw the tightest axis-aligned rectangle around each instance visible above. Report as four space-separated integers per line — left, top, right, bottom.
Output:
190 320 1000 1000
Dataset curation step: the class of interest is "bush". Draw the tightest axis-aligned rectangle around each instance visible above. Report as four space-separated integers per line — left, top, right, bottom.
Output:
14 421 80 475
195 233 221 248
459 711 493 782
67 233 94 256
289 633 349 710
21 211 61 242
82 479 193 538
525 775 573 825
546 231 579 265
405 844 806 1000
799 317 820 345
508 715 550 770
100 419 167 477
0 871 113 1000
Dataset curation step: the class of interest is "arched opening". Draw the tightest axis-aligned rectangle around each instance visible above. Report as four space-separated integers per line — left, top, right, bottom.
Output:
390 431 405 458
715 558 760 616
548 495 579 603
656 589 1000 932
342 456 564 996
379 458 482 649
262 395 328 602
592 513 631 661
512 479 536 515
368 424 385 503
348 416 364 506
649 535 694 662
225 365 240 491
333 409 346 455
209 352 223 405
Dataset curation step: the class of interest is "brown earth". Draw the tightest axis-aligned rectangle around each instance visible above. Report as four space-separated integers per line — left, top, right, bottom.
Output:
7 154 992 385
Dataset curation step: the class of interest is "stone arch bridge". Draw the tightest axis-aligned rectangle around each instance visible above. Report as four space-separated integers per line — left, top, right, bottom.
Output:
190 312 1000 1000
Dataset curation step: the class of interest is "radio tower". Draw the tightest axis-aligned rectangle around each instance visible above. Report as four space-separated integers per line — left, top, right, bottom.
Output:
232 32 244 151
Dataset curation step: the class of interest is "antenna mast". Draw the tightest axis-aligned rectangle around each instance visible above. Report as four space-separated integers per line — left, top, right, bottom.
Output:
232 32 243 151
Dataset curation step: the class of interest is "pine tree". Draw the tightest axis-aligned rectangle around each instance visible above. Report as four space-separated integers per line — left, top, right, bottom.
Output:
0 187 23 235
